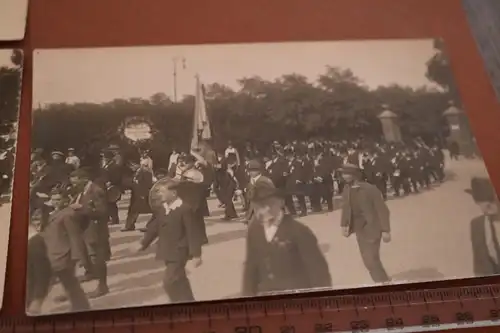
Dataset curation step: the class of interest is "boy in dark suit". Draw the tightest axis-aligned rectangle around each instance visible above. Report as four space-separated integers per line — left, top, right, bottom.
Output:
242 187 331 296
340 163 391 283
468 177 500 276
135 179 203 303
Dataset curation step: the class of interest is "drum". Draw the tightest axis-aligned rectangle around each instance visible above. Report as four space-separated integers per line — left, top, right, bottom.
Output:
148 176 174 212
106 185 122 203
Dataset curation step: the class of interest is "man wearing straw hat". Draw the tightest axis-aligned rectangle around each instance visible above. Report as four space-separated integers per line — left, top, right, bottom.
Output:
339 163 391 283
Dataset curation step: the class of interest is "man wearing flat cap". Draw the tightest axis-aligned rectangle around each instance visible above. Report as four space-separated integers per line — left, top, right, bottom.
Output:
69 168 110 298
339 163 391 283
468 177 500 276
135 178 203 303
39 150 72 192
244 159 275 224
242 187 331 296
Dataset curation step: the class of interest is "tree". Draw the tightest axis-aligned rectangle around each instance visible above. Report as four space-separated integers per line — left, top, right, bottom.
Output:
425 38 459 101
33 62 455 161
0 49 23 128
149 92 171 106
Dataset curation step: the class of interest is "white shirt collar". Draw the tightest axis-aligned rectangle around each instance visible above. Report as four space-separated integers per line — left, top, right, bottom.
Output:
251 174 261 184
263 223 278 242
163 198 183 214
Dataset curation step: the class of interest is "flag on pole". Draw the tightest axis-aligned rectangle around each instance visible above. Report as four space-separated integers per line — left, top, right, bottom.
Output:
191 74 212 149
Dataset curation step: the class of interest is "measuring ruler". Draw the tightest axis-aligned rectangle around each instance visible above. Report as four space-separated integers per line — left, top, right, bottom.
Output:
3 284 500 332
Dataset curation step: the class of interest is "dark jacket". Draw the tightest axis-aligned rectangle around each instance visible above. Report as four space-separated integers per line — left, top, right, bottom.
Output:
341 181 390 237
242 215 332 296
245 175 275 220
470 215 500 276
42 207 89 271
141 201 202 263
77 181 110 260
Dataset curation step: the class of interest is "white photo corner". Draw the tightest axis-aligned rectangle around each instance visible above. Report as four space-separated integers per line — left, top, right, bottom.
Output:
0 0 28 41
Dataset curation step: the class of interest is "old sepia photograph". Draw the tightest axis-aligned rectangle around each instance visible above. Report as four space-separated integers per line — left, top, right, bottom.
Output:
0 0 28 41
27 39 498 316
0 49 23 307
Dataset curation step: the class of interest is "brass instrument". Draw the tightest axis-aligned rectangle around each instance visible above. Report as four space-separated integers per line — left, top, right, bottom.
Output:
148 177 176 213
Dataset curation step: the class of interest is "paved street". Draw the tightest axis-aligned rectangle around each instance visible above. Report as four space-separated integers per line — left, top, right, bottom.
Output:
40 157 491 315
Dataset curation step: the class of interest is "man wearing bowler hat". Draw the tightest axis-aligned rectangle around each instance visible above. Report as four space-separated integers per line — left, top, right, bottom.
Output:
468 177 500 276
339 163 391 283
242 187 331 296
245 159 275 224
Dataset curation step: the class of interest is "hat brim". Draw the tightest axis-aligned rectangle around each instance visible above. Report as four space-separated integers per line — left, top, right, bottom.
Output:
340 168 361 174
252 189 288 204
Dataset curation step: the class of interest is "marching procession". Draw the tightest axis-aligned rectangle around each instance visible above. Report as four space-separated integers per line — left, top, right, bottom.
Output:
25 135 451 314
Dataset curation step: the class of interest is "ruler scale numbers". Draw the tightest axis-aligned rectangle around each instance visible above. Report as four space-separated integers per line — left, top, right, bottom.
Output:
3 284 500 332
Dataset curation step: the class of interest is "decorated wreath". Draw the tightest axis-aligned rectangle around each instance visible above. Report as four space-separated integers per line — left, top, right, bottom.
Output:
118 116 158 146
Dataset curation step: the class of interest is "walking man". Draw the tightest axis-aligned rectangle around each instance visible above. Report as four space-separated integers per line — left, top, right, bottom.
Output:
339 163 391 283
135 179 203 303
242 187 331 296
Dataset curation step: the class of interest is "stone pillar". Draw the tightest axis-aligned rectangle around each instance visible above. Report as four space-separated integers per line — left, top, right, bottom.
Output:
443 101 475 158
377 106 402 142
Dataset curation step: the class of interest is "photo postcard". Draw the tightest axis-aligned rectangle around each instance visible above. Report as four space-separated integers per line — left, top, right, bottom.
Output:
0 49 23 308
27 40 498 315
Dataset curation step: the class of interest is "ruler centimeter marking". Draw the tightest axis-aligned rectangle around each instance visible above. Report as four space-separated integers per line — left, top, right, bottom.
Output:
2 284 500 332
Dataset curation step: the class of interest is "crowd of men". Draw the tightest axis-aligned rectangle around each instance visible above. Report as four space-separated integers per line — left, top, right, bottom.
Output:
0 126 16 200
26 136 449 313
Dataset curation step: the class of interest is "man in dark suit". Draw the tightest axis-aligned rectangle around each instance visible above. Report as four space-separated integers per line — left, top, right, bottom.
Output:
340 163 391 283
123 164 154 231
69 168 110 298
135 179 203 303
244 159 275 224
35 189 91 313
217 155 239 221
468 177 500 276
99 150 124 225
285 153 307 216
242 187 332 296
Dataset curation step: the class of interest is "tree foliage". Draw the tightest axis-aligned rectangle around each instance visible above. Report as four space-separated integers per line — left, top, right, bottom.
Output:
0 50 23 129
33 43 457 163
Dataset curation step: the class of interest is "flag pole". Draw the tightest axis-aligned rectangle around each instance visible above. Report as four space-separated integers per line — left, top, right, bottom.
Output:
172 58 178 103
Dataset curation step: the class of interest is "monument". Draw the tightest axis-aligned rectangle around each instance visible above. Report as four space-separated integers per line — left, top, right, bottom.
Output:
442 101 475 158
377 105 402 142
